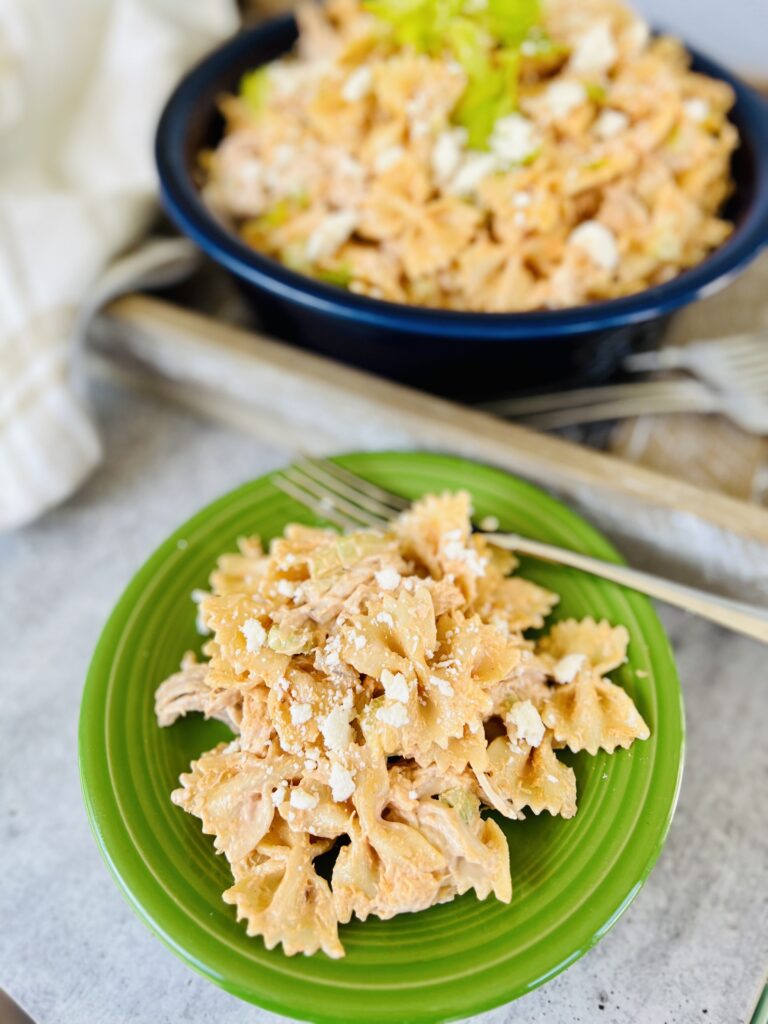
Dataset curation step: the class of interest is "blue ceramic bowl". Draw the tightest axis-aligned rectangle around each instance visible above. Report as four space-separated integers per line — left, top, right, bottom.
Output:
156 17 768 399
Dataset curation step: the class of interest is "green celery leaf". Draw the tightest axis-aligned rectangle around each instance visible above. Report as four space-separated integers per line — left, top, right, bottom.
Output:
239 67 270 115
315 264 354 287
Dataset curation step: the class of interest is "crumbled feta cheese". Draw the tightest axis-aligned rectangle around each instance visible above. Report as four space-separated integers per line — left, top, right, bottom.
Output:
329 762 356 802
544 80 587 119
479 514 500 531
233 160 263 191
489 114 540 165
570 220 619 271
624 18 650 54
553 653 587 684
305 210 358 262
375 567 401 591
339 154 364 180
277 578 296 597
342 65 372 103
431 128 466 182
290 702 313 725
594 108 629 139
323 634 342 668
269 62 312 98
374 145 405 173
376 611 394 628
319 706 353 752
241 617 266 652
289 788 318 810
430 674 455 697
506 699 545 747
569 21 618 77
443 537 487 576
376 703 409 727
273 143 296 168
683 98 709 124
382 669 410 703
449 152 498 197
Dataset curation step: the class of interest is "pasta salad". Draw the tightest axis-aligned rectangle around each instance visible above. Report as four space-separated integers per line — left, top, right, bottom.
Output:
155 492 649 958
200 0 737 311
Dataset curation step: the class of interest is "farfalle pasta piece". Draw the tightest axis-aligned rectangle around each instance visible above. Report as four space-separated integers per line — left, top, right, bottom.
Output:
480 576 560 634
537 617 630 676
225 827 343 958
331 823 383 923
387 769 511 903
414 727 489 775
172 741 302 862
209 536 266 596
484 732 577 818
395 491 488 599
340 583 437 682
541 671 650 755
201 592 291 683
397 197 482 279
333 750 448 921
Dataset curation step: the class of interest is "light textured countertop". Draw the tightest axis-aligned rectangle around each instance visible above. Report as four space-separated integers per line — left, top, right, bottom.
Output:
1 378 766 1024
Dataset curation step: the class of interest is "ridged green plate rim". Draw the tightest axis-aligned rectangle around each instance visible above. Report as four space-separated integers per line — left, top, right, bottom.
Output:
79 451 684 1024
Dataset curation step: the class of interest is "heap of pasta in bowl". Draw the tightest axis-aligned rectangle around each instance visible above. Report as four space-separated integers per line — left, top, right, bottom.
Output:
200 0 738 312
155 492 649 958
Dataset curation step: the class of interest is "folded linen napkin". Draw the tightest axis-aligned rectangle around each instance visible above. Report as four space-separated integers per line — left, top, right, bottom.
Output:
0 0 238 530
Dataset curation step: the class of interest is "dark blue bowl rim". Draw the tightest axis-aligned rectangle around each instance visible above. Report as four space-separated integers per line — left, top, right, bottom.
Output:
156 15 768 341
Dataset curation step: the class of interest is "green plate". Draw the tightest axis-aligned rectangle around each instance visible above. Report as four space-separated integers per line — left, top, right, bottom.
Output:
79 452 684 1023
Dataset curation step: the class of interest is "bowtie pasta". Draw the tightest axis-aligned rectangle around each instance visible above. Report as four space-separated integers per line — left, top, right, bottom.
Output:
155 492 649 958
200 0 737 311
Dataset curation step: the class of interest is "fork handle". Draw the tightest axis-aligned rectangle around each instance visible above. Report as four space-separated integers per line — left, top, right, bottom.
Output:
481 379 716 417
487 533 768 643
515 391 719 429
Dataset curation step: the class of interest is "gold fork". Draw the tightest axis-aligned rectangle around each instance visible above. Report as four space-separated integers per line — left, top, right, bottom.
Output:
272 457 768 644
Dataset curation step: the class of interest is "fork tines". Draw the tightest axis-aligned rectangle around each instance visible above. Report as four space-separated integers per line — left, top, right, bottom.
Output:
272 457 406 531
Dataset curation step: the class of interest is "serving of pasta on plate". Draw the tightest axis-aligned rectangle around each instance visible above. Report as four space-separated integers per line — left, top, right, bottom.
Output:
155 491 649 959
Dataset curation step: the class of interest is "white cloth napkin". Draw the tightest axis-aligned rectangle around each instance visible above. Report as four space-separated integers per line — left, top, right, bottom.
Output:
0 0 238 530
